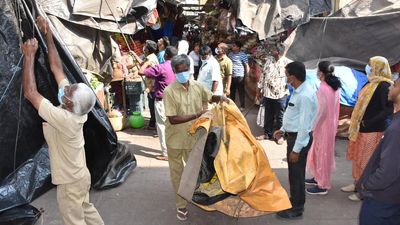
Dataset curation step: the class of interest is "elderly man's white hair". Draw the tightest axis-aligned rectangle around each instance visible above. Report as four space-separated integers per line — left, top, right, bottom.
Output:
177 40 189 55
71 83 96 115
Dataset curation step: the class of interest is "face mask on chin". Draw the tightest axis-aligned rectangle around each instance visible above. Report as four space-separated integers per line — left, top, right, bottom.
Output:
176 71 190 84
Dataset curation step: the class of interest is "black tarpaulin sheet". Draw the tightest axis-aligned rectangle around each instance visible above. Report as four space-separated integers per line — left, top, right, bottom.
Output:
0 148 52 213
35 0 143 34
236 0 310 40
0 205 41 225
33 0 158 74
333 0 400 17
192 127 232 206
0 0 136 221
284 1 400 69
309 0 332 16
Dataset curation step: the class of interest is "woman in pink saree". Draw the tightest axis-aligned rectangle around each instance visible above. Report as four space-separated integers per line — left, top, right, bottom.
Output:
305 61 341 195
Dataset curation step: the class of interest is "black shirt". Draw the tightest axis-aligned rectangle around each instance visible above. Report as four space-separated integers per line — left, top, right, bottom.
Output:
360 81 393 132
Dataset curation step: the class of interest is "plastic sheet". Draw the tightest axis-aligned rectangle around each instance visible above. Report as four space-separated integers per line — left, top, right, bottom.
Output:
0 148 52 213
0 205 41 225
0 0 136 222
193 127 231 206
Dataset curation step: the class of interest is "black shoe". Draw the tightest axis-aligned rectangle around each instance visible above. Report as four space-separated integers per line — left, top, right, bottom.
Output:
305 177 318 186
276 208 303 219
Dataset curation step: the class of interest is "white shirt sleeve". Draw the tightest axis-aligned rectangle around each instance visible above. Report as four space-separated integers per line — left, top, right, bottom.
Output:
189 57 195 75
211 60 221 82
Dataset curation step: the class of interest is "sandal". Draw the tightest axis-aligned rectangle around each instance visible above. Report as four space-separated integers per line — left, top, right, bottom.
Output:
156 155 168 161
256 134 268 140
177 208 188 221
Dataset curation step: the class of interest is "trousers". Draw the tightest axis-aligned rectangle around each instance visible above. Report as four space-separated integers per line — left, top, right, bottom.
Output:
359 198 400 225
57 173 104 225
167 148 191 209
230 76 245 108
286 132 313 211
263 96 287 138
154 100 167 156
148 92 156 127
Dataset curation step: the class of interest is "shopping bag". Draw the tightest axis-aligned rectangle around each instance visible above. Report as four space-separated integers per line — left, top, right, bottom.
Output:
256 105 264 127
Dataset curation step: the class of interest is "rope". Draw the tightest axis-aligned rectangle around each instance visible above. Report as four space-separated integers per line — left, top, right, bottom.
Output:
0 56 23 106
104 0 131 52
14 81 23 170
9 0 37 170
316 17 329 67
31 0 35 37
0 0 24 106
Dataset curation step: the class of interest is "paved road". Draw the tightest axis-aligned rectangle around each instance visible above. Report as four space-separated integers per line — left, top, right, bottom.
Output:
32 105 361 225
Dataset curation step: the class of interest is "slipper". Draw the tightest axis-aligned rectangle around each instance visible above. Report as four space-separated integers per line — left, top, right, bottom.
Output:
156 155 168 161
256 135 268 140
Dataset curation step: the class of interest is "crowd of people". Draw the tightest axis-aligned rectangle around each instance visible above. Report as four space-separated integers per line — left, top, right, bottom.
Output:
20 16 400 225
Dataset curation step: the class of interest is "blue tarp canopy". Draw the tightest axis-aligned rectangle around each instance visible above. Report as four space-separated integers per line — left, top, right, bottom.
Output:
290 66 369 107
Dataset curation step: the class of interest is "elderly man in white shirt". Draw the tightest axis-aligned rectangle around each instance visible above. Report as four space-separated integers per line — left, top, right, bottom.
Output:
197 45 223 95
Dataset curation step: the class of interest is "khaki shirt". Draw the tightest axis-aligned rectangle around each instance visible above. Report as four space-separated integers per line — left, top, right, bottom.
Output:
163 80 213 149
144 53 160 91
217 55 233 88
39 79 89 185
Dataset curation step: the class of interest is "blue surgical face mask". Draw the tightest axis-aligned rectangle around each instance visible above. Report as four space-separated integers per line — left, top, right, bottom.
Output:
365 64 372 76
393 72 399 81
201 59 208 64
58 87 65 104
176 71 190 84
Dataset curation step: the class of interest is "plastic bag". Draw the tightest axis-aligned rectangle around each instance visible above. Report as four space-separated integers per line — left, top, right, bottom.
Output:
256 104 265 127
0 205 41 225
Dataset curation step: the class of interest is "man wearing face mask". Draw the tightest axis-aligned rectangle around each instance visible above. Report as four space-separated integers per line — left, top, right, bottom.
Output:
140 46 178 161
273 61 317 219
163 54 228 221
197 45 223 95
215 43 233 96
22 17 104 225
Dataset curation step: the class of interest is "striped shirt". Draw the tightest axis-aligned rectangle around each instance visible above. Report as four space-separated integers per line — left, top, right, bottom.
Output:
228 52 248 77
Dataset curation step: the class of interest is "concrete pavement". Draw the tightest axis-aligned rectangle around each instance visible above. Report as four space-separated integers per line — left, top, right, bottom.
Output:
32 104 361 225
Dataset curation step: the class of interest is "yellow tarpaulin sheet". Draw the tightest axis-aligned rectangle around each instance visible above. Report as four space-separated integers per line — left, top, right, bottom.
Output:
189 101 291 214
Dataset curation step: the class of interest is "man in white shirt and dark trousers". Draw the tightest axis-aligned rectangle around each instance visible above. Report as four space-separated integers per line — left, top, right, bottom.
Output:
256 44 290 144
274 61 317 219
197 45 223 95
